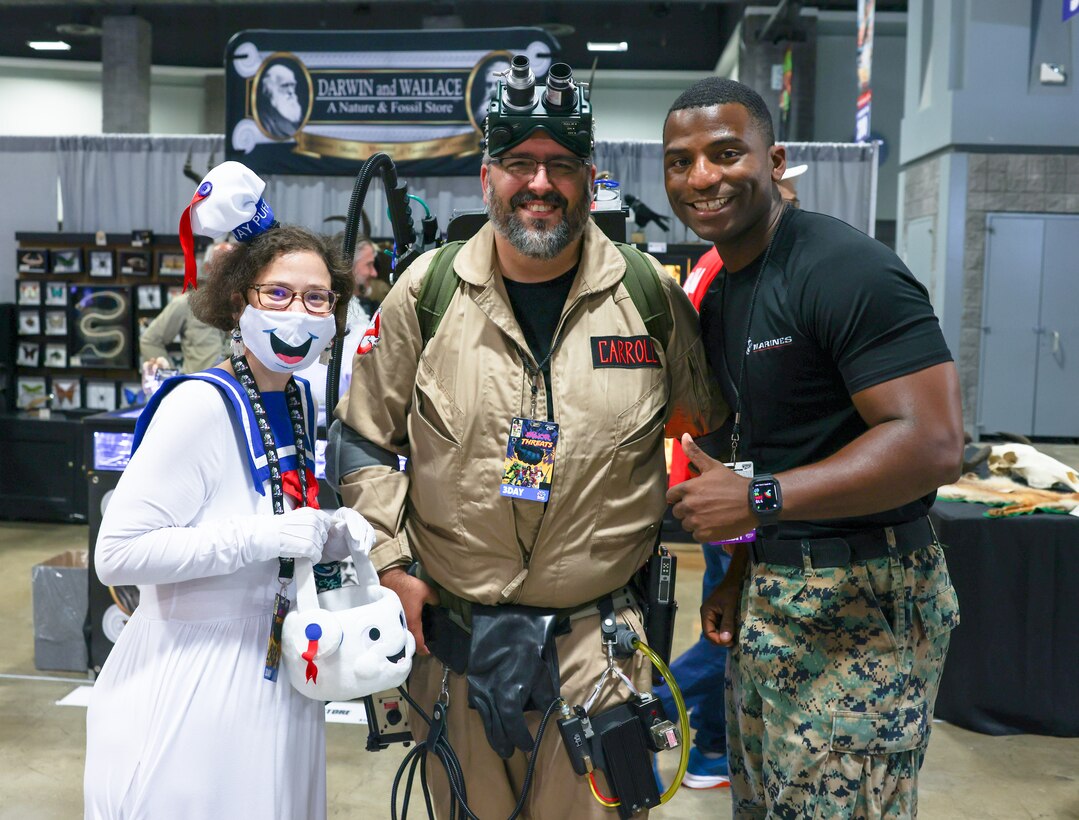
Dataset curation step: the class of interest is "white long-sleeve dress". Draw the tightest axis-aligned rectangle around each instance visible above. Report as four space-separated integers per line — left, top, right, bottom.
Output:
84 373 326 820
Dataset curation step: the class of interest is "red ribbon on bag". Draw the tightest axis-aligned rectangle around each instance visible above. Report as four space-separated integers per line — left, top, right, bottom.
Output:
302 622 322 684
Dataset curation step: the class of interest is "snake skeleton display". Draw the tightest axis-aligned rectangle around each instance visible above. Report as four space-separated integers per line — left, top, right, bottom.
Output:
75 290 128 362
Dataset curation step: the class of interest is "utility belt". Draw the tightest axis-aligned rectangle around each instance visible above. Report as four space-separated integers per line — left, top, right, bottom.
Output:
410 561 638 676
410 561 637 634
747 516 934 569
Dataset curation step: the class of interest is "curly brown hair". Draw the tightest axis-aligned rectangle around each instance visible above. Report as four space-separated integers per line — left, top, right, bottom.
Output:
190 225 351 337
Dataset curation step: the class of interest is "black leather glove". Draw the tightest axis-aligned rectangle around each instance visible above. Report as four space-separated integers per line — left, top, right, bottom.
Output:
466 604 561 759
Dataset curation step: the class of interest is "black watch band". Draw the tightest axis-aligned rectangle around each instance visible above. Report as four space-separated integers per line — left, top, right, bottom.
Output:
749 473 783 529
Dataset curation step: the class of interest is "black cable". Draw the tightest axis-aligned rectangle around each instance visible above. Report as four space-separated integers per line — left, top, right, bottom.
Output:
391 685 562 820
395 687 479 820
326 152 428 425
325 153 390 420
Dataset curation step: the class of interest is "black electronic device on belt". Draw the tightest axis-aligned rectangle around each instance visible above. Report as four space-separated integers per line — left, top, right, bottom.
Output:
558 693 679 818
640 545 678 684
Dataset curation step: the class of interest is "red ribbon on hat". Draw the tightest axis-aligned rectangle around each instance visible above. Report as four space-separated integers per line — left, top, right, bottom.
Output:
178 180 213 292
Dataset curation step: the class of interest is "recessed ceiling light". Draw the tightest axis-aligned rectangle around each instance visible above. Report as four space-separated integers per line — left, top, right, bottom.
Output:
28 40 72 51
587 41 628 53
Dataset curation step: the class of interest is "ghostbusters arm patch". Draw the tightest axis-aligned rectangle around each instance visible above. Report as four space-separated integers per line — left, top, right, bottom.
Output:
356 308 381 355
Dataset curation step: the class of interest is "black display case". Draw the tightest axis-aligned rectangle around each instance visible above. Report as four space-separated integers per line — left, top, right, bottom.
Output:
0 410 88 522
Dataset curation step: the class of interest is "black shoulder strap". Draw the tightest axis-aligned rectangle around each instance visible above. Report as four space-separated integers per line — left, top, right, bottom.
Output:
416 241 467 344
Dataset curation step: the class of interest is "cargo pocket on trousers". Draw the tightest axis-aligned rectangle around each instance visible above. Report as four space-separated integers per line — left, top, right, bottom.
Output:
812 705 930 820
915 583 960 660
830 703 929 755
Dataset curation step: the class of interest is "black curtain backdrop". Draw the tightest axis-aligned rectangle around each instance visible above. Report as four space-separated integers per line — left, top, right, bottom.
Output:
931 501 1079 737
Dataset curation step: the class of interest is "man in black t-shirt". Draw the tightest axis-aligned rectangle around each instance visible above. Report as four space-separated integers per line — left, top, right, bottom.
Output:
661 77 964 818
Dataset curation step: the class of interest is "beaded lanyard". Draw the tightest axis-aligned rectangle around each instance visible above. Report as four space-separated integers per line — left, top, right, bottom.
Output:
232 352 311 681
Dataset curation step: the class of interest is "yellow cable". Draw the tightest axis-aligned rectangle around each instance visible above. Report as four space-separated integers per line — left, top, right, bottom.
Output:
581 639 692 809
634 639 691 805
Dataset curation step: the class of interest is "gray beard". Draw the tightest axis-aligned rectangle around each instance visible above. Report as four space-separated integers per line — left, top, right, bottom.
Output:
486 178 590 260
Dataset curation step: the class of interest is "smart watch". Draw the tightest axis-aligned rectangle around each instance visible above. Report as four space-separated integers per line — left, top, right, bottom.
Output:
748 474 783 528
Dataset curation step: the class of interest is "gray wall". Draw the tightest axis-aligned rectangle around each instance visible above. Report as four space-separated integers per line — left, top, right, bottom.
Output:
901 0 1079 164
898 0 1079 431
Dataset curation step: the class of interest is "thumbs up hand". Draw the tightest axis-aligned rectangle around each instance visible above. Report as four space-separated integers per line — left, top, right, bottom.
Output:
666 434 758 543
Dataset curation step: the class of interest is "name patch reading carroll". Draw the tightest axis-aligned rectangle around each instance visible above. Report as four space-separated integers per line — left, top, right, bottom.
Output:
591 335 661 369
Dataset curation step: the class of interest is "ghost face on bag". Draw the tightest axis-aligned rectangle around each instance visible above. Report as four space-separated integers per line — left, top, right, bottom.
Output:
237 250 337 375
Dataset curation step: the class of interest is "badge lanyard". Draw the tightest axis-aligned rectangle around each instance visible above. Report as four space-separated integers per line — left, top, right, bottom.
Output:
231 352 310 681
517 338 563 421
724 204 789 464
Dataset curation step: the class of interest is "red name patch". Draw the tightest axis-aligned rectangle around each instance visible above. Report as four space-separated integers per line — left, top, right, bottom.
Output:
591 335 661 369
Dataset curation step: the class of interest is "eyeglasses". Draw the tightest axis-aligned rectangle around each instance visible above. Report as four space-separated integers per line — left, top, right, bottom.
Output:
490 156 590 180
249 284 338 315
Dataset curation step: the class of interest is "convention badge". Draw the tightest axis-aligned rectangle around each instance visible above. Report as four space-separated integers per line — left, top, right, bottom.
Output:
500 417 559 503
718 460 757 546
263 592 291 681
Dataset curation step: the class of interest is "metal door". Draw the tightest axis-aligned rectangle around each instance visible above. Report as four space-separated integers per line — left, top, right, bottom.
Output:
1033 216 1079 437
978 215 1043 436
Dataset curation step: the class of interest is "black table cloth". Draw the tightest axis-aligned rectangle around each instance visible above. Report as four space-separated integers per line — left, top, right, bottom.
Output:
930 501 1079 737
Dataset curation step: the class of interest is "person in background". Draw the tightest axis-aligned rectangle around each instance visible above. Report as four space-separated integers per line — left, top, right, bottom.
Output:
139 289 228 375
350 237 381 324
365 276 391 306
84 162 366 820
663 77 962 818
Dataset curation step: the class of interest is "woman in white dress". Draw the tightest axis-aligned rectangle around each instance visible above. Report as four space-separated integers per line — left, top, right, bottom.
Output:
84 163 363 820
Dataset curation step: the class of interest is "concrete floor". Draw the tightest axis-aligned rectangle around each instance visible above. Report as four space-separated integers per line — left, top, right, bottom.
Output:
2 520 1078 819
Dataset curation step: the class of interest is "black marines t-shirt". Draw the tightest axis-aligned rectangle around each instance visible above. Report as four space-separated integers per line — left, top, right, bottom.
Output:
698 208 953 539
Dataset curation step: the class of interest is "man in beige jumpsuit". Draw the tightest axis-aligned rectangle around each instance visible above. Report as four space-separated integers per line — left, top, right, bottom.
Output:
332 96 722 818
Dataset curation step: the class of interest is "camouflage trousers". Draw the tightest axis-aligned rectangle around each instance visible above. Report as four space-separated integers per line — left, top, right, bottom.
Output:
726 539 960 819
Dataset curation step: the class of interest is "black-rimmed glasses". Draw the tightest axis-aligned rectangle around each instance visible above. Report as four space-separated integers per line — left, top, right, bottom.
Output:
249 284 338 315
490 156 591 180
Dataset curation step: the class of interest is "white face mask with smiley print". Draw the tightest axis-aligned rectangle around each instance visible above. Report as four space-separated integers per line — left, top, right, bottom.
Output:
238 304 335 373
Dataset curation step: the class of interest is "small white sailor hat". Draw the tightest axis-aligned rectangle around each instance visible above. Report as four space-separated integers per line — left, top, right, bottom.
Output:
178 161 276 291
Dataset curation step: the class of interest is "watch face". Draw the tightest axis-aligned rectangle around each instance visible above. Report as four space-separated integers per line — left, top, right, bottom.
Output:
752 480 781 512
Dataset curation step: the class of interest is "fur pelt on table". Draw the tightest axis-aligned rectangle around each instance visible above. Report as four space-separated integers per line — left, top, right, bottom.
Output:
937 473 1079 517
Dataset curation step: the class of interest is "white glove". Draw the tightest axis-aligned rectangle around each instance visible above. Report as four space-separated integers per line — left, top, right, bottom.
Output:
322 507 377 564
246 506 331 564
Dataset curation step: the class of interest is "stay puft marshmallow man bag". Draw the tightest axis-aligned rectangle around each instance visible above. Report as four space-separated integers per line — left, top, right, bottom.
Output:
281 517 414 702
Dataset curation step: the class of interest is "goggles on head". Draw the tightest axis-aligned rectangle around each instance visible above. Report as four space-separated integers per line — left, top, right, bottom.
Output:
484 55 594 159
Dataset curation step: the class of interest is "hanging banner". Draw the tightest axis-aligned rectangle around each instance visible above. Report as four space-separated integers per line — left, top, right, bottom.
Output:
855 0 875 143
1066 0 1079 22
225 28 559 176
